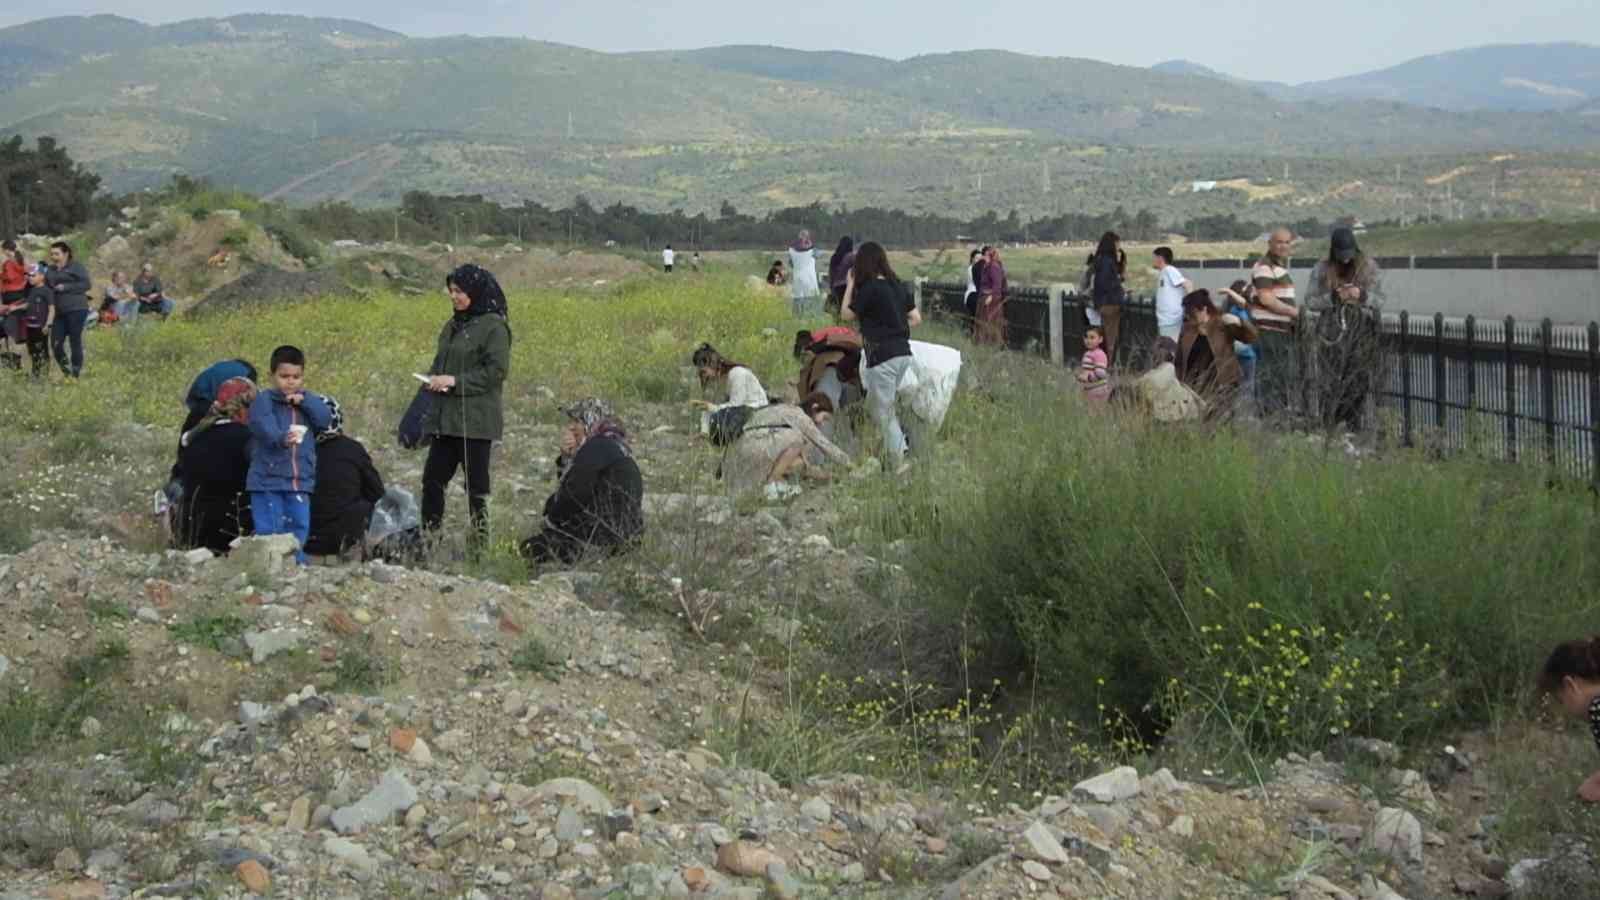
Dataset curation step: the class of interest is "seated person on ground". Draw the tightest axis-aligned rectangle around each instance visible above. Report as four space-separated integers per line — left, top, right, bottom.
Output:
520 399 644 566
100 270 133 323
305 396 387 559
766 260 787 286
1128 337 1203 424
1176 289 1258 417
721 393 850 498
172 377 256 554
132 262 174 318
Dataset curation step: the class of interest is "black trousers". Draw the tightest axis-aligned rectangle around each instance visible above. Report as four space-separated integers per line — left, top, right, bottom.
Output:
421 436 493 537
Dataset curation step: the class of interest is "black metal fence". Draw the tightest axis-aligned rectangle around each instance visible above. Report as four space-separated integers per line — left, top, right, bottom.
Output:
923 281 1600 485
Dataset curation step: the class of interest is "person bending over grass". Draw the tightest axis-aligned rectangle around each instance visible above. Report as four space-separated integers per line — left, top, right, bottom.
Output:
841 240 920 468
1540 637 1600 803
722 392 850 499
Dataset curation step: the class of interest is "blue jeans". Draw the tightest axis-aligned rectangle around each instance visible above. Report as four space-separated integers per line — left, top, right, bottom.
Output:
250 490 312 564
129 298 174 321
1237 355 1259 417
863 355 915 462
50 309 88 377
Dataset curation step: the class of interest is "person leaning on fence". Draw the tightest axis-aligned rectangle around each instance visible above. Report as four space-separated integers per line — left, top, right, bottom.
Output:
963 248 984 329
1176 290 1258 420
1305 227 1384 434
1084 232 1127 365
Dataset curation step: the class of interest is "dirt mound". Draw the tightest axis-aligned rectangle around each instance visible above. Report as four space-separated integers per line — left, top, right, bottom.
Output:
192 266 358 315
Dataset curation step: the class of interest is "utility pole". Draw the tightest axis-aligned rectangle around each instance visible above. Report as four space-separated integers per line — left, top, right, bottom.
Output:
1042 161 1050 195
567 110 574 140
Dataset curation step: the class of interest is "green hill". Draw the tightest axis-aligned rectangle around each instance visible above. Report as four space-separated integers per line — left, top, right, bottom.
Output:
2 14 1599 220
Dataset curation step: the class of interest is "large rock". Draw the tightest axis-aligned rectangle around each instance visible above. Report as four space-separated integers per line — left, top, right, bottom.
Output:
528 777 612 815
229 534 301 576
1365 807 1423 869
322 837 377 880
94 235 131 264
1072 766 1141 803
1018 822 1069 865
243 629 303 664
330 769 418 835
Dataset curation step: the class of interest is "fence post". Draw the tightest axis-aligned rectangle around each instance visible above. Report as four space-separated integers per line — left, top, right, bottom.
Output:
1589 322 1600 490
1542 318 1557 469
1399 312 1412 447
1433 312 1447 435
1047 283 1068 367
913 278 925 318
1464 315 1477 414
1505 316 1517 463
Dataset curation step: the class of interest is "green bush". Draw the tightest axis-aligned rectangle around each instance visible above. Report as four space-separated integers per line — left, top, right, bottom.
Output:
856 376 1599 758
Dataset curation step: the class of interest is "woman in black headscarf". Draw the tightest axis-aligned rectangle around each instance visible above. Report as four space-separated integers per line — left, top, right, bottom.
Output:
419 264 512 550
520 398 644 566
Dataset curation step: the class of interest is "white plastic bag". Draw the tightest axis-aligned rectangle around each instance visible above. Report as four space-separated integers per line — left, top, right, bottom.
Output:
367 486 421 544
898 340 962 433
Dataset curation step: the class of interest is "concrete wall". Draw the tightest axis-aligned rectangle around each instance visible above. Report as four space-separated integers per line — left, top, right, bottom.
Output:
1178 258 1600 326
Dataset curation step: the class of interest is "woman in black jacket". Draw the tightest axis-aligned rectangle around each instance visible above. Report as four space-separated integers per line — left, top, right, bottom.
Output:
173 378 256 554
306 397 386 559
520 398 644 566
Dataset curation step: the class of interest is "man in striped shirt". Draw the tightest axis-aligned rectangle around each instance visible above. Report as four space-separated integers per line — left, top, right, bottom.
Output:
1251 228 1302 330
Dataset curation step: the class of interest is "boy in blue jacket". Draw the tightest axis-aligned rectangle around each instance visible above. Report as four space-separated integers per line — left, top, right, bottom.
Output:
248 345 331 563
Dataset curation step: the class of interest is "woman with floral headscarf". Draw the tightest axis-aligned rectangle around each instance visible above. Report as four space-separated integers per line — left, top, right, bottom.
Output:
519 398 644 566
420 263 512 548
306 396 386 559
173 377 257 554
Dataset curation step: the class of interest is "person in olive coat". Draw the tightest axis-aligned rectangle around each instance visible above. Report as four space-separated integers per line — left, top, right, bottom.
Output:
420 264 511 545
305 396 386 559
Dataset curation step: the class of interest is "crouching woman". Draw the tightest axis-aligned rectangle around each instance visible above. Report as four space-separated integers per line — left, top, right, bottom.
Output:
520 399 644 566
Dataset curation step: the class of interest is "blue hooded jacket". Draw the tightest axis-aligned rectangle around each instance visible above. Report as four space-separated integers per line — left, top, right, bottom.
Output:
247 389 331 493
186 359 257 413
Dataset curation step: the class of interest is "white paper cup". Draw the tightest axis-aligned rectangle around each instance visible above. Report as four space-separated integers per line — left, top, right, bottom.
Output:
288 424 309 442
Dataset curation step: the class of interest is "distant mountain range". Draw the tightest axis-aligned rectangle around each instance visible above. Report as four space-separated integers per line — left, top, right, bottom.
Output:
1153 43 1600 112
1 15 1597 220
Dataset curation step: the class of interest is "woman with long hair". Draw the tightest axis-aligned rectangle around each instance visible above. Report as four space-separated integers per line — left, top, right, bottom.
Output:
1085 231 1126 364
692 343 767 411
841 240 922 466
975 246 1008 345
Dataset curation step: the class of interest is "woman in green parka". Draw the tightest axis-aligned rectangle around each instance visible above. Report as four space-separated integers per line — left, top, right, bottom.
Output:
420 263 511 545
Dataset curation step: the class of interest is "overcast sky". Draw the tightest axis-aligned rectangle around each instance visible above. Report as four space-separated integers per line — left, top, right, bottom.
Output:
1 1 1595 83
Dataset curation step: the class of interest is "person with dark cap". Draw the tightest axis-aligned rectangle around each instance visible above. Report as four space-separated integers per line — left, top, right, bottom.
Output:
520 398 644 566
305 396 387 559
1305 226 1384 434
420 263 512 550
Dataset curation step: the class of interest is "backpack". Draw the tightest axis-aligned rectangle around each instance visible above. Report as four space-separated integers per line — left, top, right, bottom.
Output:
396 386 436 450
707 405 754 446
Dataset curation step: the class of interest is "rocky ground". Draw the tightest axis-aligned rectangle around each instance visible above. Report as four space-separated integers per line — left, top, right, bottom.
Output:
0 497 1580 900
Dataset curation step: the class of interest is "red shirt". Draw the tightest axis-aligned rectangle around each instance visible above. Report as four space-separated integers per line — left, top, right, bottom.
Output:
0 259 24 295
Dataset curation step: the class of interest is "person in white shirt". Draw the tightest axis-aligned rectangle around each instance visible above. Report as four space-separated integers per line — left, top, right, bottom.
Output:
662 245 675 273
787 230 822 318
1152 246 1194 340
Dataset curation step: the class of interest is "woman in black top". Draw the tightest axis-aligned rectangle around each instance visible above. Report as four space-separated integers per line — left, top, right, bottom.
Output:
520 398 644 566
305 397 387 559
841 241 921 465
1085 231 1126 366
173 377 256 554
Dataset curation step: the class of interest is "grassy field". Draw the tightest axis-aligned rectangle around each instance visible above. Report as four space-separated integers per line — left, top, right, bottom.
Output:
1 270 1596 811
